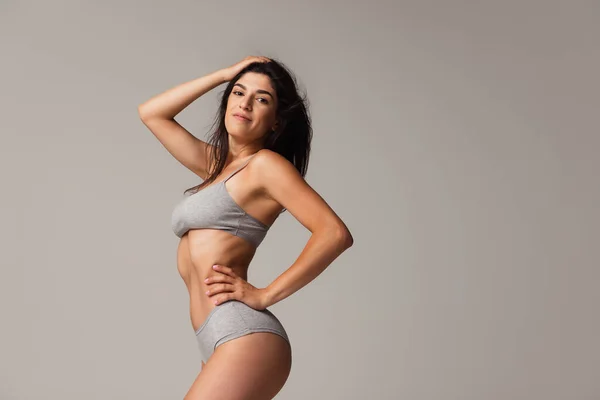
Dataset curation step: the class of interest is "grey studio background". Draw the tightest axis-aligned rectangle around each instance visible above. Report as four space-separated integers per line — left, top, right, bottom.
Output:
1 1 599 399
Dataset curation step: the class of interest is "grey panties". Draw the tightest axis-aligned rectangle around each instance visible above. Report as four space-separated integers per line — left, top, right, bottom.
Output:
195 300 290 364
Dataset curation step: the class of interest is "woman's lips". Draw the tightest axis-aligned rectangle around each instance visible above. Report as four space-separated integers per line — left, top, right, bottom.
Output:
234 114 251 122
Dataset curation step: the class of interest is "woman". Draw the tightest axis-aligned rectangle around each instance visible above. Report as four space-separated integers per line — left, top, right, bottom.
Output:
138 56 354 399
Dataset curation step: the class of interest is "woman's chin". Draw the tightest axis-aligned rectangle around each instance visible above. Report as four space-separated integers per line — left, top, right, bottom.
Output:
227 130 259 141
226 122 251 134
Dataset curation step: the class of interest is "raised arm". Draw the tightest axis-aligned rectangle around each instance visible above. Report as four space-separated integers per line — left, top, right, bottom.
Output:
137 70 227 179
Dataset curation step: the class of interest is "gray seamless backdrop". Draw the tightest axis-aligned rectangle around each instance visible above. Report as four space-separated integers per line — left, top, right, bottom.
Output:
1 1 599 399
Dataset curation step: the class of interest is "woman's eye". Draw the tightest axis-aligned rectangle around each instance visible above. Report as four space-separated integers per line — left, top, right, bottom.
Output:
233 91 268 104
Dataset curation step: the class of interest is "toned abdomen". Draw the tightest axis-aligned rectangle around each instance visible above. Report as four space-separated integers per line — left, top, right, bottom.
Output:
175 229 257 332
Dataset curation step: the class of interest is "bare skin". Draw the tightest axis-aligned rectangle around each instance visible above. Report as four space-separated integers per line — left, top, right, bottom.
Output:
139 57 353 399
178 155 292 400
185 332 291 400
177 159 282 334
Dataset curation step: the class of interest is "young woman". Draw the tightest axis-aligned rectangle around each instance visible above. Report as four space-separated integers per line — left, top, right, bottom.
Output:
138 56 353 400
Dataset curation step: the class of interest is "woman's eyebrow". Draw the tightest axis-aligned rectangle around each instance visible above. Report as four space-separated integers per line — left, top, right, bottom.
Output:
234 83 274 99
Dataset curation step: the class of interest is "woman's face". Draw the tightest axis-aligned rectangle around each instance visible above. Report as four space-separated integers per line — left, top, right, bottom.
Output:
224 72 278 143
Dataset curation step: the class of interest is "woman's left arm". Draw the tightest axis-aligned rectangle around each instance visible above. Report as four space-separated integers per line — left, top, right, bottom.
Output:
255 150 354 308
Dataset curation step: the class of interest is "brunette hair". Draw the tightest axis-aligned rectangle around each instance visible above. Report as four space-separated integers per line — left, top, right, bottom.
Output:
184 58 312 200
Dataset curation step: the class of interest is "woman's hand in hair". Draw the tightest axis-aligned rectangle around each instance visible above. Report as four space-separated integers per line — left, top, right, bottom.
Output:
221 55 271 82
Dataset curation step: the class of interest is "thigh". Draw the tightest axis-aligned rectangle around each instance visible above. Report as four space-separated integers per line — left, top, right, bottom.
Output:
184 332 292 400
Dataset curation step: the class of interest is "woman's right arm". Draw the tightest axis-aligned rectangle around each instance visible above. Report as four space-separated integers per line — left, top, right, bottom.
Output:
137 69 228 179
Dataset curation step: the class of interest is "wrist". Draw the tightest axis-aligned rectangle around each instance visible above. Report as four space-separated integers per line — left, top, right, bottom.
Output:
217 68 231 83
261 287 275 308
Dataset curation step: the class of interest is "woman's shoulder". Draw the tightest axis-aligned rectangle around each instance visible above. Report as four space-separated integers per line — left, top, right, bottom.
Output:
252 148 292 169
250 149 303 190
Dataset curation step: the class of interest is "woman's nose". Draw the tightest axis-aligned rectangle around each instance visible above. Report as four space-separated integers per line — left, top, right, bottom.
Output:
240 98 252 110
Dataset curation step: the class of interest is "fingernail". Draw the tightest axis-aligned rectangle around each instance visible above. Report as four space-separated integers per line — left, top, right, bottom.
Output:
212 265 218 269
204 278 209 282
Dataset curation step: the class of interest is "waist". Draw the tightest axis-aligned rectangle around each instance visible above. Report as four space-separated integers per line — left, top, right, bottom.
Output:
184 230 257 276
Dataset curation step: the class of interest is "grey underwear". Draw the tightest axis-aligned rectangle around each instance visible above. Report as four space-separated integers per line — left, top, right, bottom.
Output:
195 300 290 364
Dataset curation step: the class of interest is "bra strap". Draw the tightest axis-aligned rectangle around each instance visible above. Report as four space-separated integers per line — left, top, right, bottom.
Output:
223 153 258 182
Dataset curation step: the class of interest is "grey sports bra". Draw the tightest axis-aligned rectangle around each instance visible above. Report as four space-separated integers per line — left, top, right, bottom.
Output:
170 153 270 248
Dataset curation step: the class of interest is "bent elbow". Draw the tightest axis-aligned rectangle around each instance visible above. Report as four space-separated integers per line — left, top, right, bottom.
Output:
344 231 354 248
336 226 354 249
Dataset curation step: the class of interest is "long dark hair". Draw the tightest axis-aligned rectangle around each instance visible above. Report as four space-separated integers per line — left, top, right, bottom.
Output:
184 58 312 205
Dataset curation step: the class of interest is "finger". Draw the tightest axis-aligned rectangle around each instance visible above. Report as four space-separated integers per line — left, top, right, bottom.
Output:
204 275 234 284
213 292 239 306
212 264 236 277
206 283 234 297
